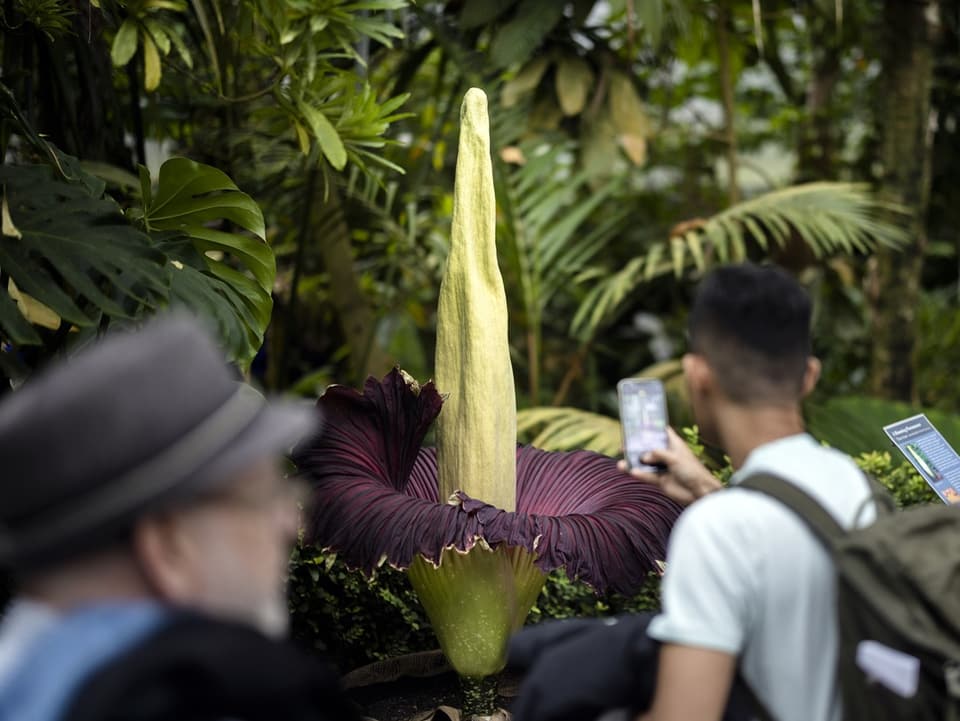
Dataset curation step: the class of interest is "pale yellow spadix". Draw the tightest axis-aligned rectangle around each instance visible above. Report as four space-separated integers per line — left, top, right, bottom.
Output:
435 88 517 512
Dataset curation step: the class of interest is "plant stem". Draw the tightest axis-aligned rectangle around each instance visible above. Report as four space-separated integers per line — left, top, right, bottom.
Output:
127 54 146 168
526 325 539 406
280 165 318 387
460 674 498 717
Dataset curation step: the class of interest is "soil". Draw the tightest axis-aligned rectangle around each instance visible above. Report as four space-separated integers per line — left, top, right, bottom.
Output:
347 669 521 721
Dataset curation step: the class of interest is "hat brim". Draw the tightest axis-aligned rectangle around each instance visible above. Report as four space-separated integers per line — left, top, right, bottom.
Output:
1 392 320 569
183 398 320 500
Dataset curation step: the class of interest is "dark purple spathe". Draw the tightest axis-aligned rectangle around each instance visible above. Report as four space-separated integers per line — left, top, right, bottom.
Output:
292 369 682 595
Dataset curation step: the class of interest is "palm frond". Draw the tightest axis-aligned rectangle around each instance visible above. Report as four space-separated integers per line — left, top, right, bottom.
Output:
498 139 630 319
571 182 909 340
517 406 622 455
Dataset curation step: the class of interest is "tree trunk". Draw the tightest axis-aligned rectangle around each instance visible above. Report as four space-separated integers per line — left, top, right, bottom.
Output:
313 186 392 384
796 34 841 182
716 0 740 205
868 0 939 401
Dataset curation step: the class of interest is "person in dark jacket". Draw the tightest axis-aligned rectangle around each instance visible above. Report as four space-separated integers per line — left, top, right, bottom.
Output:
0 315 355 721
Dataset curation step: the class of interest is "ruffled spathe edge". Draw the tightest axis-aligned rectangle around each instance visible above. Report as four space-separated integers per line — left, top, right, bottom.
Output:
292 369 682 595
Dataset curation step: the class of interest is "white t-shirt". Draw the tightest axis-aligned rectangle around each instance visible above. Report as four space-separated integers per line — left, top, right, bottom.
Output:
647 434 875 721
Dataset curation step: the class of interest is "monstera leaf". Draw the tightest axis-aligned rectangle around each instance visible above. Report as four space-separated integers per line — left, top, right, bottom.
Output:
0 85 273 374
138 158 273 367
0 164 168 346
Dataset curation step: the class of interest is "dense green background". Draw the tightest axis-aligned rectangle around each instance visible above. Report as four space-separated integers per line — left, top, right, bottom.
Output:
0 0 957 674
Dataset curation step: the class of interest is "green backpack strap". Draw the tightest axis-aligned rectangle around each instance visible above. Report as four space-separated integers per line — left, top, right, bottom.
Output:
734 473 847 721
737 473 845 550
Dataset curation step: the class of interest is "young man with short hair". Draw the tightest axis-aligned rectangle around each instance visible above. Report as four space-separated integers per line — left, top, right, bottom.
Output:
628 263 874 721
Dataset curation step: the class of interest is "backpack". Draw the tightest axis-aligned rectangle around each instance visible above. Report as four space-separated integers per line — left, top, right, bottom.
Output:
738 473 960 721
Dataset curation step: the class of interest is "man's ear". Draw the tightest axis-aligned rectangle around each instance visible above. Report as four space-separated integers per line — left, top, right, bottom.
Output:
801 357 822 398
682 352 714 397
132 513 198 603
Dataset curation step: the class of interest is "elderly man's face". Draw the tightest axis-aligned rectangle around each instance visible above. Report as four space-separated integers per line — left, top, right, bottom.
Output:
166 458 303 637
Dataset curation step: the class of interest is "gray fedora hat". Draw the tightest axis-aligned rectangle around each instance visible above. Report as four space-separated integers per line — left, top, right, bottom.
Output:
0 314 317 569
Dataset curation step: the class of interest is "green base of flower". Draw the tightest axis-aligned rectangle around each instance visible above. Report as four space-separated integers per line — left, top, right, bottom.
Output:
460 673 499 717
408 545 546 678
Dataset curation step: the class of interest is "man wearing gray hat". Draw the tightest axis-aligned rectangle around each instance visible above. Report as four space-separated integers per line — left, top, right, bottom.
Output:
0 315 356 721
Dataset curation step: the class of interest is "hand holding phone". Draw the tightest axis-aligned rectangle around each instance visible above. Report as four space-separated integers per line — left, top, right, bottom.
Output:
617 378 668 471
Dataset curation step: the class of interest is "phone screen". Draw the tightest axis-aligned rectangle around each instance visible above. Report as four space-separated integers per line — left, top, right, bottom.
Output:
618 378 669 471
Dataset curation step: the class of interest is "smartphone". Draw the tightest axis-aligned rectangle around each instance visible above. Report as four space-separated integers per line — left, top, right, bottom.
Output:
617 377 669 471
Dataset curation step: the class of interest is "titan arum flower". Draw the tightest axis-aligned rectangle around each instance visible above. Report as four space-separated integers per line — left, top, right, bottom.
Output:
292 89 681 718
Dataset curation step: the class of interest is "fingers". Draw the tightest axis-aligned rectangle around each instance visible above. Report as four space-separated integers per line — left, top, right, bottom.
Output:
665 426 686 446
641 445 673 467
616 459 668 487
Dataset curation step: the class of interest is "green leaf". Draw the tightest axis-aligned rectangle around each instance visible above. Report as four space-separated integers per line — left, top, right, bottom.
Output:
138 164 152 206
111 19 139 66
517 406 622 455
489 0 566 69
460 0 515 28
144 0 187 11
80 161 141 191
685 230 704 270
297 100 348 170
192 0 221 93
146 158 265 238
608 70 650 139
644 243 664 280
159 238 265 368
143 33 162 91
0 164 168 342
189 226 275 291
142 159 274 367
0 283 42 345
166 23 193 69
502 56 552 108
571 183 910 340
143 19 172 55
342 1 407 10
555 56 594 116
670 236 685 277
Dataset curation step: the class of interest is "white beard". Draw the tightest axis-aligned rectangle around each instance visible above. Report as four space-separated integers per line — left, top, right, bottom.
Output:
249 593 290 639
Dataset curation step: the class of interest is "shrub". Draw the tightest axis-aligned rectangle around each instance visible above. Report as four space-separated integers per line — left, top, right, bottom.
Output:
855 450 939 507
288 544 436 672
288 544 662 672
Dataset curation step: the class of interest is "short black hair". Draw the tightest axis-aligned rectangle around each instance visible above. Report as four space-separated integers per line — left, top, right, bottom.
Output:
688 263 812 404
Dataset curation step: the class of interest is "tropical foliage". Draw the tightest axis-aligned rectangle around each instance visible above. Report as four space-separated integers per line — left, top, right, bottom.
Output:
0 88 272 372
294 91 681 717
4 0 960 700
